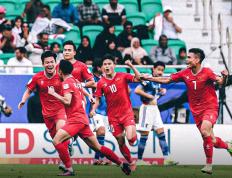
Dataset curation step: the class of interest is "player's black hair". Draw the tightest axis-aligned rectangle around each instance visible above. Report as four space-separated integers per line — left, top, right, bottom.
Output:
153 61 166 69
59 59 73 75
41 50 57 64
102 54 115 64
92 58 103 73
63 40 77 52
189 48 205 63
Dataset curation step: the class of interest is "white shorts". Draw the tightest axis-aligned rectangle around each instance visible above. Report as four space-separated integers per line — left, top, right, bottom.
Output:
137 104 164 132
91 114 109 131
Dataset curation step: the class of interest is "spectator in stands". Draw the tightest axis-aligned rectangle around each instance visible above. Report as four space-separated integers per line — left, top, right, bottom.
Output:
117 21 138 52
177 47 187 65
123 37 149 65
0 6 6 25
16 22 30 47
27 91 44 123
50 42 63 63
148 6 182 40
102 0 126 25
52 0 79 25
150 34 177 65
22 0 44 24
76 36 94 65
77 0 102 28
106 39 122 64
93 23 117 59
6 47 33 74
25 32 50 65
0 24 17 53
12 16 24 36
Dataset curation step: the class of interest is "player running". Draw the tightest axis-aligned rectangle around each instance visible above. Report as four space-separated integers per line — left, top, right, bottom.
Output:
90 54 141 171
18 51 71 170
142 48 232 174
135 61 178 166
48 60 132 176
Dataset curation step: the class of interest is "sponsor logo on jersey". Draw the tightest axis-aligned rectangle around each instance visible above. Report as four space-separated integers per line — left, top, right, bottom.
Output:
63 84 69 89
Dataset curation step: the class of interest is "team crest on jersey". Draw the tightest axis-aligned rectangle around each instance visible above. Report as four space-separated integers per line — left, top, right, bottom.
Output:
103 83 107 87
186 76 189 80
115 78 120 81
41 80 44 85
63 84 69 89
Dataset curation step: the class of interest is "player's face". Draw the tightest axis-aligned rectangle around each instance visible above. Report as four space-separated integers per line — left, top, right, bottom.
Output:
43 57 56 75
186 52 199 68
63 45 76 60
102 59 115 76
152 66 164 77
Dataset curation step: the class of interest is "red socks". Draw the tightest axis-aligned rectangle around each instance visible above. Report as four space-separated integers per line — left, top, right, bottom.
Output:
128 135 137 146
119 144 132 163
55 142 71 168
203 136 213 164
214 137 228 149
100 146 122 165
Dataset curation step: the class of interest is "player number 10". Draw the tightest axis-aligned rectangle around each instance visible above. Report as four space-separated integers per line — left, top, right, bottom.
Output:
109 84 117 93
192 81 197 90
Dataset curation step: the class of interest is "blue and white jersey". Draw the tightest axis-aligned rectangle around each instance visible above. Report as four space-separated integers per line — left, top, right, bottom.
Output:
94 75 107 116
138 80 162 104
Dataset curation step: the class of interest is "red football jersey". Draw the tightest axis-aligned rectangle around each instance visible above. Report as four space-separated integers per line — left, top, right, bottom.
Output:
72 60 93 82
62 76 89 124
171 67 218 116
27 71 65 118
94 72 135 119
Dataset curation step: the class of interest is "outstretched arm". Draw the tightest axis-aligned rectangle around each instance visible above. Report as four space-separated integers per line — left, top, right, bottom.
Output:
18 88 32 109
89 97 100 118
125 60 141 82
141 74 173 84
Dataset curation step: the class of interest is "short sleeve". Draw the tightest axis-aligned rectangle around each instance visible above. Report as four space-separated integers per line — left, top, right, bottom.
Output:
82 64 94 81
207 68 217 81
27 75 37 91
123 73 135 83
94 82 103 97
63 81 74 95
170 70 185 82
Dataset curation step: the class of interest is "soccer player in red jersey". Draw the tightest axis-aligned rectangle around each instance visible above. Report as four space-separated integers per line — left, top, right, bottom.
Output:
62 40 95 88
48 60 132 176
18 51 71 169
142 48 232 174
90 54 141 171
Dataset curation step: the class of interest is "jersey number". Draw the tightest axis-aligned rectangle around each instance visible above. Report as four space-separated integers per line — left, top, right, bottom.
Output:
192 81 197 90
109 84 117 93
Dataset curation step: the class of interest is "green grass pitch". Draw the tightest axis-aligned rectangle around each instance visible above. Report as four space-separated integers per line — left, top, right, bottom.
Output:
0 165 232 178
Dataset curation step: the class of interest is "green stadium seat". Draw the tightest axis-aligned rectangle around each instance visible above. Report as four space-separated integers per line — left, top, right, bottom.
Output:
5 13 20 20
164 68 177 74
168 39 186 57
44 0 60 11
33 67 44 73
118 0 138 14
141 0 163 21
94 0 108 11
114 25 123 36
0 1 17 14
64 26 81 47
127 12 146 26
82 25 103 47
70 0 83 7
141 39 158 54
0 53 15 64
115 67 128 73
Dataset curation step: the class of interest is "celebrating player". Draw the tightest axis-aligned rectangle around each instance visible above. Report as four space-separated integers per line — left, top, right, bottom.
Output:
142 48 232 174
90 54 141 171
135 61 178 166
48 60 132 176
91 59 109 165
18 51 71 170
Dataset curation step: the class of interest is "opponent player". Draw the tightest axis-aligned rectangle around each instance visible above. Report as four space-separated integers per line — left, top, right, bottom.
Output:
18 51 71 170
48 60 132 176
135 61 178 166
91 59 109 165
90 54 141 171
142 48 232 174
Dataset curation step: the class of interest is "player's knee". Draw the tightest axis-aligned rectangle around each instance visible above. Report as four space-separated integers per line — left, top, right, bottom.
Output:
53 136 61 145
96 127 105 136
200 129 210 137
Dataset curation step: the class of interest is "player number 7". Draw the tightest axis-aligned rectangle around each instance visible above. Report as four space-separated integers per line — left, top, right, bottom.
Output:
192 81 197 90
